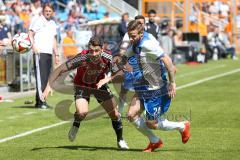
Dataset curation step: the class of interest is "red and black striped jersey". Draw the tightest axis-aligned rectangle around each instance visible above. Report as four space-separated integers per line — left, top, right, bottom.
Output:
66 50 112 88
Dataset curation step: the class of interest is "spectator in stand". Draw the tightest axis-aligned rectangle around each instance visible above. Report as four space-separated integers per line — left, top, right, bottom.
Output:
173 22 184 47
158 20 173 56
103 12 110 19
0 14 11 48
220 2 229 18
218 28 237 60
67 0 76 11
11 2 25 34
146 9 159 39
75 1 85 20
19 7 30 32
224 16 233 45
31 0 42 18
207 26 231 60
209 2 219 18
189 16 197 32
67 9 77 24
62 25 78 60
1 5 11 27
118 12 129 39
86 0 99 13
196 14 208 61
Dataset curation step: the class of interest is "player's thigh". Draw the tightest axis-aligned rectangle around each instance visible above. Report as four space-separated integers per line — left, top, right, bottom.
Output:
94 85 119 119
127 94 144 121
101 97 119 119
74 86 91 114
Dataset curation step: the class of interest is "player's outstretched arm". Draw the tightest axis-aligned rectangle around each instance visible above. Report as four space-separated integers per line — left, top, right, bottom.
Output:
97 70 124 89
42 63 68 100
161 55 176 98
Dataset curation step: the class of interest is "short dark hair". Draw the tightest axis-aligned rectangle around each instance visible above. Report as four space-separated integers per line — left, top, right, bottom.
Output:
176 20 183 29
148 9 156 15
43 3 54 11
135 15 145 21
88 36 103 47
127 20 144 33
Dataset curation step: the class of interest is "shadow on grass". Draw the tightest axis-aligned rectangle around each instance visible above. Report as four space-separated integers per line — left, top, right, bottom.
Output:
31 145 184 152
12 105 36 109
12 105 53 109
31 145 142 152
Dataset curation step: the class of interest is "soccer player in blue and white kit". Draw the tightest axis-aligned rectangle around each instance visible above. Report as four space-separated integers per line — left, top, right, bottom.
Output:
98 20 190 152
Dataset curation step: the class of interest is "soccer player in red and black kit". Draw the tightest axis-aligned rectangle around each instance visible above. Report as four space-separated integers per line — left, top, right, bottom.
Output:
42 36 129 149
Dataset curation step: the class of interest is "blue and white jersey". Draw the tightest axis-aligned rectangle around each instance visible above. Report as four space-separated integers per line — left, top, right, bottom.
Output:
124 55 149 91
125 32 168 90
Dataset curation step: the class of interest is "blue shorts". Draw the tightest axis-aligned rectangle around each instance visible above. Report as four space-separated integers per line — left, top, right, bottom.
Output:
138 86 171 120
123 70 143 90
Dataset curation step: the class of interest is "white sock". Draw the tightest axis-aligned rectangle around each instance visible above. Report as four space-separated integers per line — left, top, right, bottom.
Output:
118 98 125 115
132 117 160 143
157 118 185 132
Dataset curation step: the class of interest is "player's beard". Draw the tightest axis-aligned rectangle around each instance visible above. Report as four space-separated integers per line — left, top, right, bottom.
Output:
90 54 101 62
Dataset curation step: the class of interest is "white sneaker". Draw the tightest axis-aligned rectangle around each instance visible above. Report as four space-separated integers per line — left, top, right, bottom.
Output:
232 56 238 60
117 140 129 149
68 125 79 142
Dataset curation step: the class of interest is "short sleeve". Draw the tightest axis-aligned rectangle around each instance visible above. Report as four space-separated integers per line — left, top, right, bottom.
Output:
29 17 39 32
142 40 165 59
52 22 57 36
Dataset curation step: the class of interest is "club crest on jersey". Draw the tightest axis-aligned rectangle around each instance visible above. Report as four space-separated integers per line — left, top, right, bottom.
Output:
86 70 102 75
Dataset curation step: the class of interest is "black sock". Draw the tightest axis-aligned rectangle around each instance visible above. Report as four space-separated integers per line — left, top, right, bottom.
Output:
73 113 81 128
73 121 80 128
111 118 123 142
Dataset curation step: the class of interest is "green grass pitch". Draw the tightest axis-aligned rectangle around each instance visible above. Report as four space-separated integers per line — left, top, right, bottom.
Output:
0 59 240 160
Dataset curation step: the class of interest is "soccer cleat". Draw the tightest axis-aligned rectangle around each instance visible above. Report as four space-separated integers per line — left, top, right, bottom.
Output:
39 104 48 109
180 121 190 144
68 125 79 142
143 139 164 152
117 140 129 149
232 56 238 60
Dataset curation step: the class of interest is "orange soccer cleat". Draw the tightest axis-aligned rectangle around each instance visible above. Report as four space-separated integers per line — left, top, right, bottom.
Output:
181 121 190 144
143 139 164 152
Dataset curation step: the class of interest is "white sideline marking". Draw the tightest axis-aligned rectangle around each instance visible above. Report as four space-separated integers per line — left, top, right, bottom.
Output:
177 68 240 90
0 68 240 144
176 65 225 78
6 116 18 120
23 112 37 115
0 121 68 143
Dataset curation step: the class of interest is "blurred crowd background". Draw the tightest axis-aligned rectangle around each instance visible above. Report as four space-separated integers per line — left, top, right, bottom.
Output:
0 0 240 91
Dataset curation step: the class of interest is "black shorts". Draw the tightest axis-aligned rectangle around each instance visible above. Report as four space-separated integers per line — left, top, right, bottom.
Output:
74 85 113 103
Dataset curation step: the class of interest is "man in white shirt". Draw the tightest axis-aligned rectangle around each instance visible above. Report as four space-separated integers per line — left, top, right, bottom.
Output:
29 3 59 109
